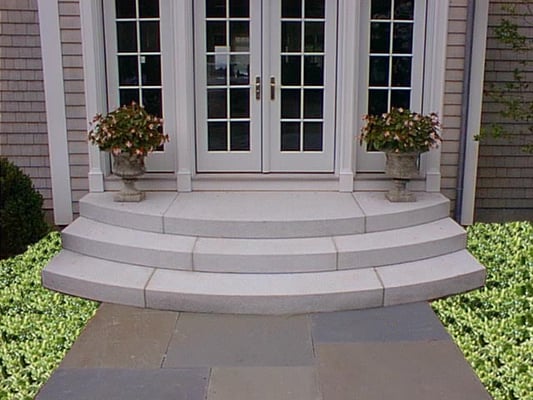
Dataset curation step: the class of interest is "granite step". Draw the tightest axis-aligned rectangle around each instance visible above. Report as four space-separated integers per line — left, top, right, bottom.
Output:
79 191 451 239
61 217 466 273
42 249 486 314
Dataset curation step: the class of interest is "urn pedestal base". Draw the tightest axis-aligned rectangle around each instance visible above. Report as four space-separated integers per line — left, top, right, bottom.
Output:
386 179 416 202
114 178 145 202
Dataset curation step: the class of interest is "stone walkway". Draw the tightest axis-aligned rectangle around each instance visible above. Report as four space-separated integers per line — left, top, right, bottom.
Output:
35 302 492 400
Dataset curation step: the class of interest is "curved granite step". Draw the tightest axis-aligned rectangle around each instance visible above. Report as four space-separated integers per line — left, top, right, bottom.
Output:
61 217 466 273
79 191 450 239
42 249 486 314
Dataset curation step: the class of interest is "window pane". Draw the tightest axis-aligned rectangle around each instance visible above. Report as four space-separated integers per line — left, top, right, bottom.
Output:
141 55 161 85
207 89 227 118
230 88 249 118
142 89 162 116
207 55 228 85
369 56 389 86
281 56 301 85
391 57 411 87
120 89 139 106
207 21 227 52
230 0 249 18
305 0 325 18
230 22 249 52
371 0 391 19
230 55 249 85
303 89 323 118
281 89 301 118
368 89 388 115
370 22 390 53
140 21 160 52
116 0 136 18
118 56 139 85
281 122 300 151
282 0 302 18
282 22 301 52
208 122 228 151
393 23 413 53
230 122 250 151
207 0 226 18
304 22 324 52
304 56 323 85
139 0 159 18
394 0 414 20
303 122 322 151
117 22 137 52
391 90 410 109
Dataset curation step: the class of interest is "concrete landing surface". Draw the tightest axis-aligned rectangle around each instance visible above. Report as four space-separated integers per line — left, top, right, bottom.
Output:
35 302 492 400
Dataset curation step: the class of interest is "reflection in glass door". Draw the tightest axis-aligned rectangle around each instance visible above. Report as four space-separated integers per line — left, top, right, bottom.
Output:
195 0 336 172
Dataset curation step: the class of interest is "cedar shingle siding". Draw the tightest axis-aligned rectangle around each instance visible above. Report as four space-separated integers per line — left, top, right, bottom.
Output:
0 0 52 219
477 0 533 222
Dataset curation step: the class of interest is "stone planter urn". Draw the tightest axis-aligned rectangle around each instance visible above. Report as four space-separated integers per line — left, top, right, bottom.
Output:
112 153 146 202
385 151 420 202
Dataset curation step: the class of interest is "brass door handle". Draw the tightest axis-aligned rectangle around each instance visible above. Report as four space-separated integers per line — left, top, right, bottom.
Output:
270 76 276 100
255 76 261 100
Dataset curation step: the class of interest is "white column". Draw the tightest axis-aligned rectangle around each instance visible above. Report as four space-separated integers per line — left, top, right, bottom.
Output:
37 0 73 224
174 0 195 191
336 0 360 192
461 0 490 225
80 0 108 192
423 0 449 192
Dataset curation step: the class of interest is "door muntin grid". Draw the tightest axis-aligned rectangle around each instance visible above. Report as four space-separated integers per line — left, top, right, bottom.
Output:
280 0 326 153
205 0 252 152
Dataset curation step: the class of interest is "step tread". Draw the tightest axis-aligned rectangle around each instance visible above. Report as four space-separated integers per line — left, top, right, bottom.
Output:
42 249 485 314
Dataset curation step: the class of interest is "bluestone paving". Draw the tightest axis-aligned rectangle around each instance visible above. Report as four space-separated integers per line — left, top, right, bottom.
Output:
36 302 492 400
207 367 321 400
311 302 451 343
60 304 178 369
163 313 314 367
35 368 209 400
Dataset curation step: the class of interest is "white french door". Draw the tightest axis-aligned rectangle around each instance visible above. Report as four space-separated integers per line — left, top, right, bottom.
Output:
195 0 337 173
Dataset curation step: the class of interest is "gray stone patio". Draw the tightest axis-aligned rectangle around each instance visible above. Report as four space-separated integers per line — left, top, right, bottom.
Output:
35 302 492 400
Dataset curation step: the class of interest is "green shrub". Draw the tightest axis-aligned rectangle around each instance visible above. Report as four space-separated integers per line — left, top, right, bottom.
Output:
433 221 532 400
0 232 98 400
0 158 50 258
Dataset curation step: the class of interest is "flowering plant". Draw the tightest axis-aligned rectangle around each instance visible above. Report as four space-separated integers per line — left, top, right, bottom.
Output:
360 108 442 153
88 102 169 157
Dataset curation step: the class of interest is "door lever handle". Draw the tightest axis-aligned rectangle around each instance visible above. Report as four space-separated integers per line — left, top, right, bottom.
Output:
255 76 261 100
270 76 276 100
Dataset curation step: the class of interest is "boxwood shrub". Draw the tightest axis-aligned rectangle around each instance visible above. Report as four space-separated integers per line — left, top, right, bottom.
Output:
0 232 98 400
433 221 532 400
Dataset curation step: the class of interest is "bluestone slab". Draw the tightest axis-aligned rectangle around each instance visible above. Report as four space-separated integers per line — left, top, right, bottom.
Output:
163 313 314 367
60 304 178 369
35 368 210 400
311 302 451 343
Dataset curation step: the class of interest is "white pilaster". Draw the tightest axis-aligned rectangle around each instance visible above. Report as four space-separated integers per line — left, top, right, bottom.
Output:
80 0 108 192
37 0 73 224
174 0 195 191
461 0 489 225
423 0 449 192
336 0 359 191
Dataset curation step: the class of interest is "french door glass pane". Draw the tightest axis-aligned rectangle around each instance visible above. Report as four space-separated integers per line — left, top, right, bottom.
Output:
140 21 160 52
138 0 159 17
116 0 136 18
117 22 136 52
279 0 325 153
205 0 251 152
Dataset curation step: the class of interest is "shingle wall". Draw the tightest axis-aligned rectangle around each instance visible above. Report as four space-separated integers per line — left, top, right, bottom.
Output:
0 0 52 219
476 0 533 222
58 0 88 216
440 0 468 215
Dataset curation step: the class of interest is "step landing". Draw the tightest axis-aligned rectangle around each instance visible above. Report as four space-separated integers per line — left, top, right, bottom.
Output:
42 191 486 314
